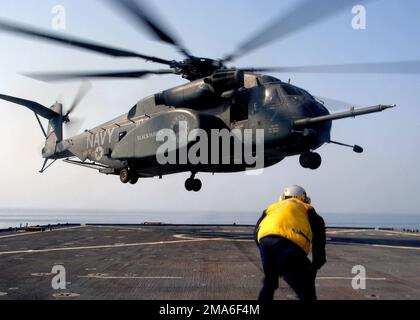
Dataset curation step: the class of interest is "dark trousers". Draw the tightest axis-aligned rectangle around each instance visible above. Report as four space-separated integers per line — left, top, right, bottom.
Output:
258 236 317 301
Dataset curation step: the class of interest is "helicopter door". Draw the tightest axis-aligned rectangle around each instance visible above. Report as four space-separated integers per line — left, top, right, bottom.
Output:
230 91 249 124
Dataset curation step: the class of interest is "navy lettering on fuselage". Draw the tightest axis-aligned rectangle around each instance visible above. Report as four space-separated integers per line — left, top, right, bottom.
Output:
87 128 115 149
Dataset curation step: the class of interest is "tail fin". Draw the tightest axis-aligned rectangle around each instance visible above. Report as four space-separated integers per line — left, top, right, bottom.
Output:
44 102 63 152
0 94 63 158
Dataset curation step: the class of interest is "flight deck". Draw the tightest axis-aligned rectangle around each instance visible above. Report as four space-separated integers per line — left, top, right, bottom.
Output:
0 224 419 300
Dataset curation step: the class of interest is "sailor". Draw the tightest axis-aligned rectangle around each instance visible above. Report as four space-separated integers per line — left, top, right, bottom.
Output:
255 185 326 301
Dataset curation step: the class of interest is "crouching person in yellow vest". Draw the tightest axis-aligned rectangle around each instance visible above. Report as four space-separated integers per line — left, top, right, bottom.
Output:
255 185 326 301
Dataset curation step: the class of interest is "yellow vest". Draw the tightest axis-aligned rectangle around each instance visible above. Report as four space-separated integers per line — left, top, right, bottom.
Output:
257 198 314 254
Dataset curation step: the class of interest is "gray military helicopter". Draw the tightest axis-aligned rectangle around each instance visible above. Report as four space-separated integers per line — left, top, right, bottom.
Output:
0 0 414 192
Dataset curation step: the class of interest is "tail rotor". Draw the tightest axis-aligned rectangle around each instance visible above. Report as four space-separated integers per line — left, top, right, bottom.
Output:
62 82 92 136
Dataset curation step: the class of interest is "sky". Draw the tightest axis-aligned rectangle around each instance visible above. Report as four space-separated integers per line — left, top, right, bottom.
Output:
0 0 419 220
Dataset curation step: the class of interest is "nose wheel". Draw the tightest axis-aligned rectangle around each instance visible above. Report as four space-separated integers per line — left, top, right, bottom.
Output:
299 152 322 170
185 173 202 192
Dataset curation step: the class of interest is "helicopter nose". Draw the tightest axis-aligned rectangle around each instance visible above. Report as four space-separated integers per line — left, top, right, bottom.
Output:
293 100 331 143
301 100 330 118
316 100 330 115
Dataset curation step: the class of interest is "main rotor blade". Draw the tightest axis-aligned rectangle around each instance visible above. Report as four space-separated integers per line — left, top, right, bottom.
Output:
108 0 192 58
223 0 372 62
0 19 172 66
67 82 93 116
24 69 176 82
241 60 420 74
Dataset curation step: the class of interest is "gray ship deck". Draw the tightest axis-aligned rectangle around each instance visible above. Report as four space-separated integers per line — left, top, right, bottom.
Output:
0 224 419 300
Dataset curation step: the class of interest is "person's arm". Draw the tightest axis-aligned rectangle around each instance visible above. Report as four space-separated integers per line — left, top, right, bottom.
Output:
308 208 326 270
254 210 267 247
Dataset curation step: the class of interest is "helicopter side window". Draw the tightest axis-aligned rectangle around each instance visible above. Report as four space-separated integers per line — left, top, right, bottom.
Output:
128 105 137 119
119 131 127 141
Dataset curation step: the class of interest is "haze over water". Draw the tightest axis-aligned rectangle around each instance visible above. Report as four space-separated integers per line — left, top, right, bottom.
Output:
0 209 419 230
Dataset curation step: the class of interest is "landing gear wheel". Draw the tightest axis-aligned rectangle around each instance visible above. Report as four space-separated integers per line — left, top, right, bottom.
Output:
119 169 130 184
299 152 322 170
185 176 202 192
308 152 322 170
185 178 194 191
299 153 311 169
129 174 139 185
192 179 202 192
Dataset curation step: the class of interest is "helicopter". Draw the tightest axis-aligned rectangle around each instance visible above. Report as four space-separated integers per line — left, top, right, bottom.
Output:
0 0 413 192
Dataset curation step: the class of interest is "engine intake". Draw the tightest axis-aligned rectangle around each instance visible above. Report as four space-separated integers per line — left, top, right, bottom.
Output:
204 69 245 93
155 69 244 109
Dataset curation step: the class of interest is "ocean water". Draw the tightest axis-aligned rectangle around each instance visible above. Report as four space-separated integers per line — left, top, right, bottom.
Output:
0 209 419 230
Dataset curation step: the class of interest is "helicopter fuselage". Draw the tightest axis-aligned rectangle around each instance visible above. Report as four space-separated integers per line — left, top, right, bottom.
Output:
59 73 331 178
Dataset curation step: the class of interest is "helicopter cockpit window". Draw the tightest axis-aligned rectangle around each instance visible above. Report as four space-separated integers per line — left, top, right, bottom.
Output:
264 86 282 106
258 75 282 84
280 84 305 96
128 104 137 119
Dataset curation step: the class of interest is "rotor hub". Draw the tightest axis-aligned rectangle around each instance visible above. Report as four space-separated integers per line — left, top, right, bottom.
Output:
172 58 225 81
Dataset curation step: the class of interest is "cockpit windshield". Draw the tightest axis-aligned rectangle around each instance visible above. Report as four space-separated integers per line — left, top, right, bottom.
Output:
260 83 315 109
264 86 282 106
281 84 315 98
281 84 305 96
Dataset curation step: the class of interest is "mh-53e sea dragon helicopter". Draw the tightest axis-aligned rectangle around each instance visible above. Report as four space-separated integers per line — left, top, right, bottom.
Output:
1 0 415 192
